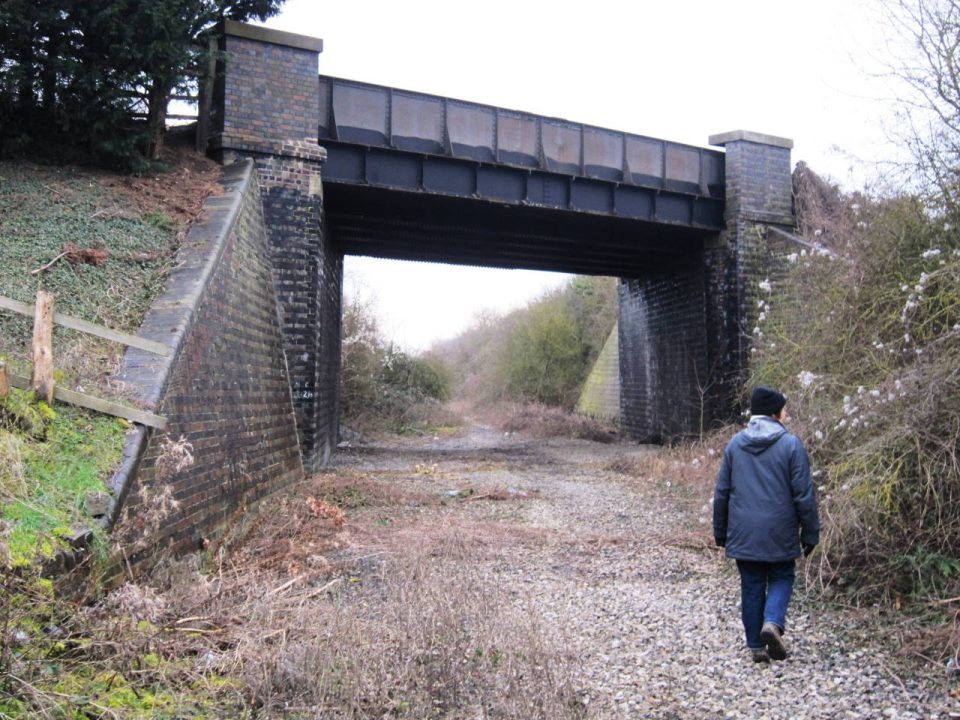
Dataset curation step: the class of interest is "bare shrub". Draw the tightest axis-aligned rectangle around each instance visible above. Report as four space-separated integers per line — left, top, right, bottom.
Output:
120 482 181 554
154 434 195 479
432 276 617 412
490 401 619 443
104 582 167 622
604 437 725 543
878 0 960 216
404 396 464 430
340 295 457 436
114 434 194 553
305 496 346 527
308 470 435 510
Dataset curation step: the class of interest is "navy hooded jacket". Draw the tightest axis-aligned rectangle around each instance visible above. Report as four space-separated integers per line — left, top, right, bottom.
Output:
713 415 820 562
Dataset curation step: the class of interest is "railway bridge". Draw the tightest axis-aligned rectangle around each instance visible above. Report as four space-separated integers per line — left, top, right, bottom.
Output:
210 21 797 468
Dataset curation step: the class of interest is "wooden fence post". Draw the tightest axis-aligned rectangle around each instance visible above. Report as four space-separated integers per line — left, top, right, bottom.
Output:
31 290 55 404
0 361 8 400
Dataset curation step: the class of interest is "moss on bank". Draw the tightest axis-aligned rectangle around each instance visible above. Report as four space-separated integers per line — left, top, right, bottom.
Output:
0 388 127 567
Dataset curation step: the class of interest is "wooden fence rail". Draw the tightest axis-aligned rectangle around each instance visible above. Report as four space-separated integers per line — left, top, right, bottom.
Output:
6 372 167 429
0 295 170 357
0 292 168 429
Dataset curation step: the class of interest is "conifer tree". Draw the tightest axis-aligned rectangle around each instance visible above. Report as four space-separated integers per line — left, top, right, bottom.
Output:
0 0 284 168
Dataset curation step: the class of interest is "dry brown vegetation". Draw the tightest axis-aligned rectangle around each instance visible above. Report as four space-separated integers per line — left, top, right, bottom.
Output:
192 470 583 718
475 401 619 444
208 508 580 718
95 136 223 229
603 436 723 548
8 423 957 717
1 465 584 718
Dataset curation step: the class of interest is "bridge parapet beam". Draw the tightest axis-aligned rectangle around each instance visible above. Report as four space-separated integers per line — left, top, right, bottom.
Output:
318 76 726 203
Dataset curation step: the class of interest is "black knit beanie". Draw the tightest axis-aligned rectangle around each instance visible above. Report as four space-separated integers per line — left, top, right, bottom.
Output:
750 386 787 416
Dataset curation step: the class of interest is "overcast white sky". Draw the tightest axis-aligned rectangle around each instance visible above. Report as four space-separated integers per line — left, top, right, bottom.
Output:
260 0 902 352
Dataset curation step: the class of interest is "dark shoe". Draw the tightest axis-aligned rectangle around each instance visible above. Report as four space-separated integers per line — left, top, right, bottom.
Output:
761 622 787 660
751 647 770 663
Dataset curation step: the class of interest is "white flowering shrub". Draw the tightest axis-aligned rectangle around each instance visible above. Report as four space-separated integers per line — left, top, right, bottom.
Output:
750 173 960 604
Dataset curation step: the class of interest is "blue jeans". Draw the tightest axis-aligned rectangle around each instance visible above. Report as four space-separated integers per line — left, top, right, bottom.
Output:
736 559 796 649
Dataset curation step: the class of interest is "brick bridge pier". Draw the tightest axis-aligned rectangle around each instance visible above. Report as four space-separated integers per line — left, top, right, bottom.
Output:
209 21 796 470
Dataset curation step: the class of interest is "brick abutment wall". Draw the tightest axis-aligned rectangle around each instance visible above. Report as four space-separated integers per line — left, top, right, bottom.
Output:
211 22 341 471
255 146 342 471
617 133 798 440
112 160 304 574
618 255 710 442
711 132 798 420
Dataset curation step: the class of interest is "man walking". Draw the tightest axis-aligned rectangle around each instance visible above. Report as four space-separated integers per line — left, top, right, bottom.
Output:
713 386 820 663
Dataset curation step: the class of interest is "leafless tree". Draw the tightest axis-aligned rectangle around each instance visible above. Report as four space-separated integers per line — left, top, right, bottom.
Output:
882 0 960 214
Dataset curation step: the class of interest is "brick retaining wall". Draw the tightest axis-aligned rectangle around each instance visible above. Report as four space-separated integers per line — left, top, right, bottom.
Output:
112 160 304 573
617 133 797 440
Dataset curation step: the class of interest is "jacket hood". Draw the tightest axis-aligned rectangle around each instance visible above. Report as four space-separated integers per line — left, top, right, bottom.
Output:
739 415 787 455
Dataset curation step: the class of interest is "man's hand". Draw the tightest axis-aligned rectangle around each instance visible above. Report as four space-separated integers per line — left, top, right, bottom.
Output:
802 542 816 557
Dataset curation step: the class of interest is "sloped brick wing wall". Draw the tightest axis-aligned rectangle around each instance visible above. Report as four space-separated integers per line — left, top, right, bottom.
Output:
112 160 304 573
576 322 621 422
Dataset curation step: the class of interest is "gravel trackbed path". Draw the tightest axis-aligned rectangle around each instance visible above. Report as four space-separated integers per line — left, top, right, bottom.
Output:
329 424 958 720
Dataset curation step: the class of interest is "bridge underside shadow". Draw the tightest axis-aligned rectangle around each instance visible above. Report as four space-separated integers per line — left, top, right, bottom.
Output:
325 184 713 276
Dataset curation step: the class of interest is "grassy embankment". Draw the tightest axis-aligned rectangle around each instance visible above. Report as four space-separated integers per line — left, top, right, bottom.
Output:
1 153 221 568
0 151 237 716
